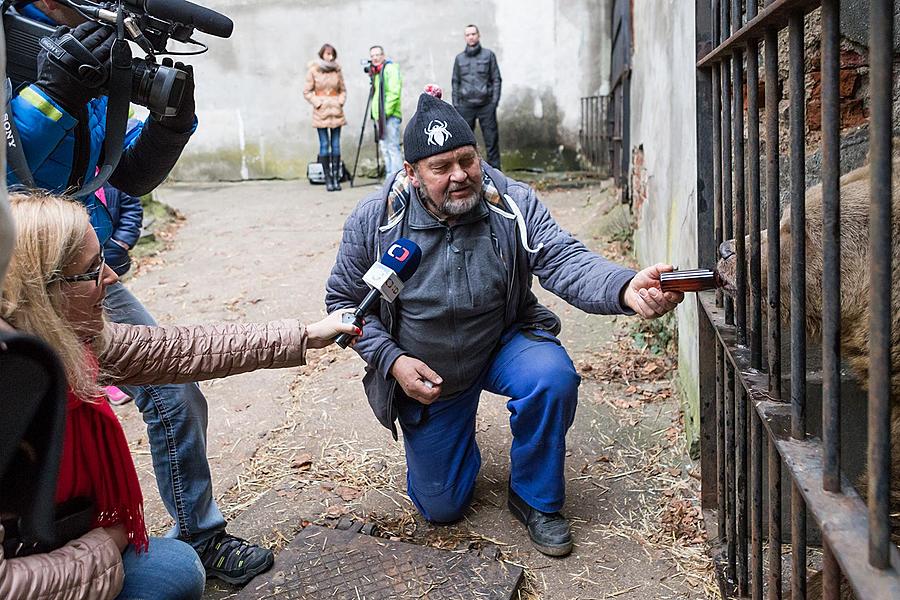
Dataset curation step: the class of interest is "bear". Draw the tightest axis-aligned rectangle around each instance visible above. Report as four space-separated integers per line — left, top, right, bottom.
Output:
717 157 900 599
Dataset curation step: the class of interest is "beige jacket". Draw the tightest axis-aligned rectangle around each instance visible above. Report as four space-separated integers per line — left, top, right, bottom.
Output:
303 60 347 129
0 319 308 598
98 319 308 385
0 525 124 600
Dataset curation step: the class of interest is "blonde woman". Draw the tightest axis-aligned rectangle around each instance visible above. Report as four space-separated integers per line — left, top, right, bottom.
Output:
0 192 360 600
304 43 347 191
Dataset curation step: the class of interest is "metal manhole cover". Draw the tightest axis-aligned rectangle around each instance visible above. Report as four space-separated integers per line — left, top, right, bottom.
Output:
235 523 523 600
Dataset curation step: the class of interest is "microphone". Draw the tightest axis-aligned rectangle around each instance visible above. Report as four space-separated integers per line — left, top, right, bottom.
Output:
335 238 422 348
144 0 235 38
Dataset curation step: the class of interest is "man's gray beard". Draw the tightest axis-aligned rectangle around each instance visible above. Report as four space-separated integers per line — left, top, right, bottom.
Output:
420 184 482 217
443 190 481 215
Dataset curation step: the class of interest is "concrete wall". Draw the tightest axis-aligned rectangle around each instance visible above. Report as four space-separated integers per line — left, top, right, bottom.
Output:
163 0 612 181
627 1 701 450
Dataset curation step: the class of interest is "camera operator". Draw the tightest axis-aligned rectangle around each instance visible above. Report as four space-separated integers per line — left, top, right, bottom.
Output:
367 45 402 182
7 1 195 196
4 1 278 587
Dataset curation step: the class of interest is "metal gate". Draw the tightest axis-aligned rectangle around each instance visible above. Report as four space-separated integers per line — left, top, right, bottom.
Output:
579 95 610 176
610 0 631 188
695 1 899 598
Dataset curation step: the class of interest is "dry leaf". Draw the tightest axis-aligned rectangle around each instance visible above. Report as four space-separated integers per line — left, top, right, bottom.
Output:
335 486 363 501
323 504 349 518
291 453 313 470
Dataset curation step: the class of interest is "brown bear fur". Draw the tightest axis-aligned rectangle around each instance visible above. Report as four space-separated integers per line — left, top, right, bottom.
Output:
717 158 900 599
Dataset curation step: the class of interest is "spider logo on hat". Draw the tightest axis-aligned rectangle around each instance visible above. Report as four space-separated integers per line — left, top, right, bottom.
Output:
424 120 453 147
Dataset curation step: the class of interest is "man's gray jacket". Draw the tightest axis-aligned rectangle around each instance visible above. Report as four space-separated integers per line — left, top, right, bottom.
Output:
325 163 636 439
452 44 501 108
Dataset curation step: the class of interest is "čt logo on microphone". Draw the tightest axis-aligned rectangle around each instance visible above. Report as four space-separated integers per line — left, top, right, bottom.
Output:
387 244 410 262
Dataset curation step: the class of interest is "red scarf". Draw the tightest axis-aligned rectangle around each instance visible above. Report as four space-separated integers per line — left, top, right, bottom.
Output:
55 355 148 552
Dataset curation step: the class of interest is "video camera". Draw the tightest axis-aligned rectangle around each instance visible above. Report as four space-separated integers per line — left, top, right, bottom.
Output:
3 0 233 116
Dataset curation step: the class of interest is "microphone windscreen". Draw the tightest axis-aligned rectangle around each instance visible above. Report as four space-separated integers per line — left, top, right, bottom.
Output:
145 0 234 37
380 238 422 282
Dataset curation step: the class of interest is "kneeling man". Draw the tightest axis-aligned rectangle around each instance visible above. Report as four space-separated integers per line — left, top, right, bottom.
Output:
326 93 683 556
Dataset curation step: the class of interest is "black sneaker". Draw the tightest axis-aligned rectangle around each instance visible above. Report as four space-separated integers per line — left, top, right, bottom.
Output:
507 485 573 557
196 531 274 585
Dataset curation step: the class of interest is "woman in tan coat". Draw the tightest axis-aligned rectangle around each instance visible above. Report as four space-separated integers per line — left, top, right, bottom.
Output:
304 43 347 192
0 192 361 600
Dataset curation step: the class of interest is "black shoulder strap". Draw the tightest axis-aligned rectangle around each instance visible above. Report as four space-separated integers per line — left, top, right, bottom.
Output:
4 78 36 189
72 10 131 200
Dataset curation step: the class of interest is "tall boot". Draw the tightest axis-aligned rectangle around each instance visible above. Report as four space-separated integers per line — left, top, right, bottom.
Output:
321 154 335 191
318 154 334 190
332 154 342 191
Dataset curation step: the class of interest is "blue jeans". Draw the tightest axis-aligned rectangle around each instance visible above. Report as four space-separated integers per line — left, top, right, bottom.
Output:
117 537 205 600
103 282 225 546
379 116 403 179
316 127 341 156
397 329 580 523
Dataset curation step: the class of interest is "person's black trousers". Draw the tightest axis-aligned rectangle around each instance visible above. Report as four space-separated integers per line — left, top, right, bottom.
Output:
456 103 501 169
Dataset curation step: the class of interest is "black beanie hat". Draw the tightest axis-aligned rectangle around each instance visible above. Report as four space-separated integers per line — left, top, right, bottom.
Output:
403 93 476 164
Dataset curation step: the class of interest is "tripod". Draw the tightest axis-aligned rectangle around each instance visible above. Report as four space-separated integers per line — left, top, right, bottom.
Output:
350 77 383 187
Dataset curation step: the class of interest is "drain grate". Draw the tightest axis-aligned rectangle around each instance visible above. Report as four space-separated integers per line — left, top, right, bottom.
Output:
235 521 523 600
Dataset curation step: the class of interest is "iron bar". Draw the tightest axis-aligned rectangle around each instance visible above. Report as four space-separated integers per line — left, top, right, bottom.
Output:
733 37 748 347
867 0 893 571
751 408 763 600
698 0 820 68
722 59 734 325
747 31 763 370
713 66 723 308
721 0 734 326
725 361 737 581
788 12 807 597
736 378 749 593
718 345 727 533
732 2 749 570
697 0 719 511
820 0 841 495
591 97 596 165
823 540 840 600
768 437 783 600
764 24 782 400
788 11 806 442
791 484 807 599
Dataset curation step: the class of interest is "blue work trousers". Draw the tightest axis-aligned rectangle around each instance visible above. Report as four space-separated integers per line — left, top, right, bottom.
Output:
103 282 226 547
397 329 580 523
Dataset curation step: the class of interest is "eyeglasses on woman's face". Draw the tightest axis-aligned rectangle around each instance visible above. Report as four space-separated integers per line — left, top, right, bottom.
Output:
59 250 106 287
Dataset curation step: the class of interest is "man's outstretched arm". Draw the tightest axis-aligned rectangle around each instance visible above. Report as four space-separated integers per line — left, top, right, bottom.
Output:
518 184 682 317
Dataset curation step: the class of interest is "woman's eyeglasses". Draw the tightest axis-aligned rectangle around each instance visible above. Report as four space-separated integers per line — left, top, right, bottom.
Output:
58 252 106 287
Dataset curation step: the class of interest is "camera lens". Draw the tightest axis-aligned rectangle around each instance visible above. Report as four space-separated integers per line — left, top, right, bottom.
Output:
131 58 187 116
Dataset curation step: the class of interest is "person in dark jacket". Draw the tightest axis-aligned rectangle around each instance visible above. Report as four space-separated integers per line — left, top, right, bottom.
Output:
326 93 683 557
452 25 502 169
7 2 196 215
102 184 142 277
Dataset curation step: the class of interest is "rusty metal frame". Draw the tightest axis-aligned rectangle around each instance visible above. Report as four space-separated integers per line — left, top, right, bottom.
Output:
695 0 899 598
579 95 610 176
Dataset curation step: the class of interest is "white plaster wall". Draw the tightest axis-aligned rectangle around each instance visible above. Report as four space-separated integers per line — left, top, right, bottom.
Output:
162 0 612 180
628 0 700 441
